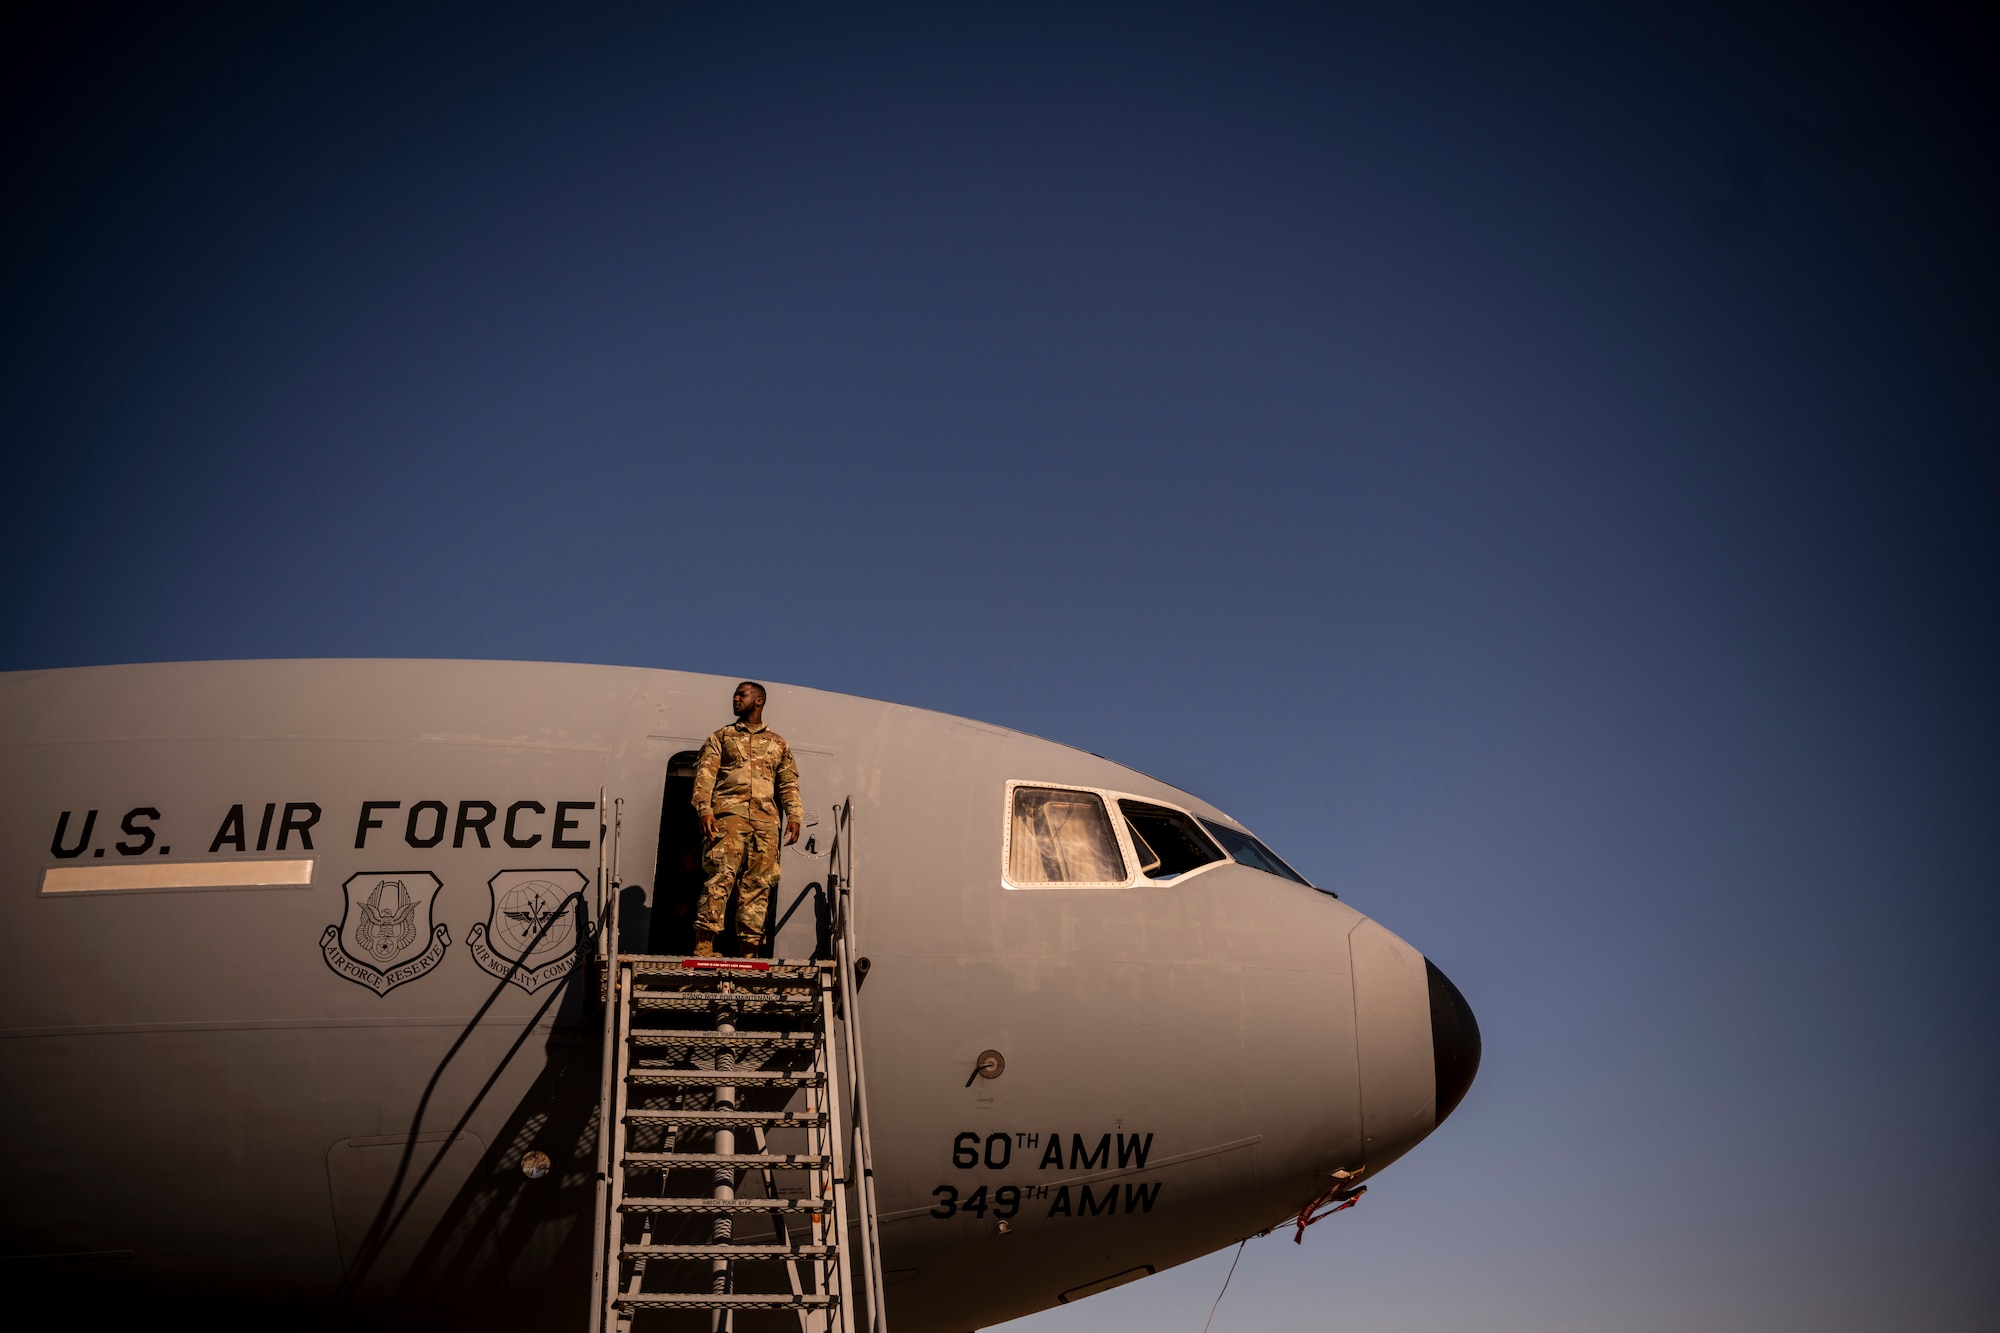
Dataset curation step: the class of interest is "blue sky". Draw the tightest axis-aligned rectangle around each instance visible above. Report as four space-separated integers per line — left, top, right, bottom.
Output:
3 3 1995 1328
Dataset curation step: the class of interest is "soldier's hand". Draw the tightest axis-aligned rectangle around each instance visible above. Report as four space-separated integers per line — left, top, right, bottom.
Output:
785 819 802 846
699 811 718 842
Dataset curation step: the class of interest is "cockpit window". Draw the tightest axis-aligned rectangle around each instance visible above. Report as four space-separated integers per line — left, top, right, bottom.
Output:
1119 801 1226 880
1009 787 1128 885
1197 818 1313 887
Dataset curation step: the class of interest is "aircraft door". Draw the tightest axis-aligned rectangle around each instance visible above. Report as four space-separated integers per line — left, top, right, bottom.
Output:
646 751 705 955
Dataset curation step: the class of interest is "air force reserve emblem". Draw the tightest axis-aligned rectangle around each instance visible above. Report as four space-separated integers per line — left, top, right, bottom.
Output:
322 872 450 995
468 869 590 993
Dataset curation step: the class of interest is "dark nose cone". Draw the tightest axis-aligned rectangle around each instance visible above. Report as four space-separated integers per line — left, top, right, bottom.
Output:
1425 959 1481 1126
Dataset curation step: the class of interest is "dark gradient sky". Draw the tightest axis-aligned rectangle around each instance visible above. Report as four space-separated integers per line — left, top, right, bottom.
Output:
4 4 1997 1328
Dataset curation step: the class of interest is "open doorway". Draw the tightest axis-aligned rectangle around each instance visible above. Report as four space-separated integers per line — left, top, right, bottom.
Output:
647 751 705 956
648 750 794 959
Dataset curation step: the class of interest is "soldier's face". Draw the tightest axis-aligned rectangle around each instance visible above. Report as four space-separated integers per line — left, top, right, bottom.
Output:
733 686 759 717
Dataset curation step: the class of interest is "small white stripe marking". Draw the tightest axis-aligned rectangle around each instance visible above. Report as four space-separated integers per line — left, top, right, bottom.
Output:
40 860 316 894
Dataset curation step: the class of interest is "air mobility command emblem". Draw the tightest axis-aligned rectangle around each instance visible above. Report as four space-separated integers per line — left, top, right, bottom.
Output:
322 872 450 995
468 869 589 993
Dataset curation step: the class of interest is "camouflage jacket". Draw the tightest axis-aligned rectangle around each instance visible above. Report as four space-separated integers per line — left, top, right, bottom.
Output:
691 721 803 827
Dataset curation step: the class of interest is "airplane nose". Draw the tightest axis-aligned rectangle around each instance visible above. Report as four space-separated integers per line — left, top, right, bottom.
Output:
1425 959 1481 1127
1349 921 1480 1168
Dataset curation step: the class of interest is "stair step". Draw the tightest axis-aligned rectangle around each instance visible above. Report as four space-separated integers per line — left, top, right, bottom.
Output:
612 1293 834 1311
627 1069 821 1088
632 993 818 1012
620 951 815 961
622 1151 828 1169
624 1109 824 1127
620 1197 826 1215
619 1243 833 1260
622 954 828 978
628 1030 816 1047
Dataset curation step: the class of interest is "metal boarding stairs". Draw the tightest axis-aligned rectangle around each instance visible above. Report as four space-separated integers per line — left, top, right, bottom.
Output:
588 798 888 1333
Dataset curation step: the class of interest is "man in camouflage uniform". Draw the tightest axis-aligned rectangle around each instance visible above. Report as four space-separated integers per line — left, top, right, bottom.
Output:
690 681 804 957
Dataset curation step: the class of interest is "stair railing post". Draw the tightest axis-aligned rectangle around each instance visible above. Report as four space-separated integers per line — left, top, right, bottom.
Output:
817 964 859 1333
596 786 608 931
830 799 889 1332
588 796 624 1333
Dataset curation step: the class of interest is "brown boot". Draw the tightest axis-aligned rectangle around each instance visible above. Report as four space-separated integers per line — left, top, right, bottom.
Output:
693 929 717 957
733 934 764 960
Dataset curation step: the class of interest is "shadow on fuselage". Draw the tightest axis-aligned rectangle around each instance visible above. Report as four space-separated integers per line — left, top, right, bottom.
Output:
363 1011 605 1331
10 1001 602 1333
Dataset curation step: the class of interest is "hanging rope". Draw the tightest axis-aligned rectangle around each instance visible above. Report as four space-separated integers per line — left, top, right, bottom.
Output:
1201 1238 1249 1333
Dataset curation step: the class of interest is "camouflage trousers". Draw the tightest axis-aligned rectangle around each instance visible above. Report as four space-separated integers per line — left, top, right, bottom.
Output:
697 815 780 942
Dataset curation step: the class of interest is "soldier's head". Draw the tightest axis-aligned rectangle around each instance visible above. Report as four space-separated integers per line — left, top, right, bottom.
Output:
732 681 767 722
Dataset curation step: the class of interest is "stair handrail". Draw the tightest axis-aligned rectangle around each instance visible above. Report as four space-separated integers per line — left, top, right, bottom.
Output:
829 797 890 1332
587 785 623 1333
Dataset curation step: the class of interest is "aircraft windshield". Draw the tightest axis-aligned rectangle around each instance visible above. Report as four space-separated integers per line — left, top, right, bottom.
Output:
1197 819 1313 887
1009 787 1128 884
1119 800 1225 880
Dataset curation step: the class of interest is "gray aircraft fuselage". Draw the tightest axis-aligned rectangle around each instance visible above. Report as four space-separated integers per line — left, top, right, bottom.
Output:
0 660 1477 1330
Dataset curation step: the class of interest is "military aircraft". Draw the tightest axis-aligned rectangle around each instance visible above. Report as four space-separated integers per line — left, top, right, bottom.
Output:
0 659 1479 1330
